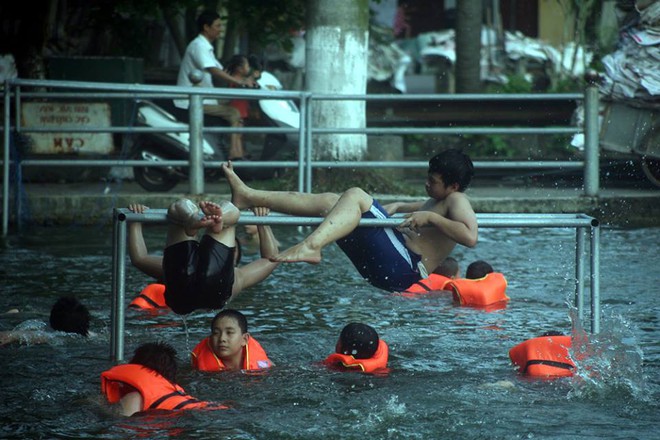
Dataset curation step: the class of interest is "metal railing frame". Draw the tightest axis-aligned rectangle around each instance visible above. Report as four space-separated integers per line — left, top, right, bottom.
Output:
2 78 599 238
109 209 600 362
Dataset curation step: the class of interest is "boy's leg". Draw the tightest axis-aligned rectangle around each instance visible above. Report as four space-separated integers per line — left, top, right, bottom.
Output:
222 161 340 215
272 187 374 263
165 198 209 247
195 201 238 310
198 200 239 246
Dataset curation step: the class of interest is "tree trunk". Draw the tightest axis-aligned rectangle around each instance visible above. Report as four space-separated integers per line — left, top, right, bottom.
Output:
455 0 483 93
306 0 369 160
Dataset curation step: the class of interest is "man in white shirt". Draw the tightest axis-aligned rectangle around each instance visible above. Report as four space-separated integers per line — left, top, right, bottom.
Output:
174 10 255 160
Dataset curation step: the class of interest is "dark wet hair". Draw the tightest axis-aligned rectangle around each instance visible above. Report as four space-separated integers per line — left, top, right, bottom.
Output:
49 296 90 336
211 309 248 333
130 342 178 383
428 149 474 191
225 54 248 75
336 323 379 359
433 257 459 278
196 10 221 32
465 260 493 279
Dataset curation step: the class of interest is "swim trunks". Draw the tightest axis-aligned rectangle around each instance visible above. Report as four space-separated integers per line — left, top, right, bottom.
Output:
163 235 235 315
337 200 422 291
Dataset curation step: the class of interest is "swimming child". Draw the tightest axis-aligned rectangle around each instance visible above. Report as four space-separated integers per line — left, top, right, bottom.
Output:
101 341 221 416
0 296 91 346
191 309 272 371
323 323 389 373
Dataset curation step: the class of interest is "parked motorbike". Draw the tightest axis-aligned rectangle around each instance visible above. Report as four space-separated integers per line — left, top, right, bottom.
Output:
129 72 300 192
130 99 224 192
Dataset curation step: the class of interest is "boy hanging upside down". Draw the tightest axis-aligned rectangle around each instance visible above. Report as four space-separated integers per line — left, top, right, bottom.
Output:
162 199 279 315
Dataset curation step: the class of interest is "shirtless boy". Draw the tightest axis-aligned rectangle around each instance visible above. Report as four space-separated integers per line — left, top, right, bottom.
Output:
222 148 478 292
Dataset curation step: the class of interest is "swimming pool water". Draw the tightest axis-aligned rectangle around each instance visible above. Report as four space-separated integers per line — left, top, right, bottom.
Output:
1 224 658 439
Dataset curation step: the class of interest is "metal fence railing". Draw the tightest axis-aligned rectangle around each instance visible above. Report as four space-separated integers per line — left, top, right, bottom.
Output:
2 78 599 237
109 209 601 361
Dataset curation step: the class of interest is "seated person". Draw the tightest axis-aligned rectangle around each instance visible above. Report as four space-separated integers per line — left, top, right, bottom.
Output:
509 331 576 378
101 342 222 416
191 309 272 372
126 202 280 314
225 54 253 122
0 296 91 346
400 257 460 295
446 260 509 307
323 323 389 374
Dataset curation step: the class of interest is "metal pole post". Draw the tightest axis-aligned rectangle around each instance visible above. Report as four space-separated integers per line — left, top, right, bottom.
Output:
2 81 10 239
110 210 127 362
590 224 601 333
189 94 204 195
305 94 313 193
298 93 308 193
584 71 600 197
575 227 586 322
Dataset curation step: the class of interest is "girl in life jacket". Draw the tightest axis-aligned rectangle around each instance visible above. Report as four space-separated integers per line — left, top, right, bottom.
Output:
446 260 509 307
400 257 460 296
323 323 389 374
192 309 273 372
509 332 576 378
101 342 224 416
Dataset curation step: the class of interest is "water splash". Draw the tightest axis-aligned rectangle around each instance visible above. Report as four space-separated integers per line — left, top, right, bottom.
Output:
568 307 649 402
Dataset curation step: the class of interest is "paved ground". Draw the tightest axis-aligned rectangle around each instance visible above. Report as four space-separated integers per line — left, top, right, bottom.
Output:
5 172 659 229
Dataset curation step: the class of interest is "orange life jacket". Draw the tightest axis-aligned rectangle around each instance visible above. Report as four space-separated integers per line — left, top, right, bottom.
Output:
447 272 509 307
509 335 575 377
402 273 452 295
129 283 168 310
191 335 273 371
323 339 389 373
101 364 215 412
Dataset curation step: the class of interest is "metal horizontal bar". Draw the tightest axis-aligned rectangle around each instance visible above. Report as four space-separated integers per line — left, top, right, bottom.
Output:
311 93 583 101
312 127 579 135
117 209 598 228
10 78 303 99
3 159 585 170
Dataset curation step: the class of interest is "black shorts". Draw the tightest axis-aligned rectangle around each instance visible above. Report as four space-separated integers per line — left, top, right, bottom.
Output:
163 236 235 315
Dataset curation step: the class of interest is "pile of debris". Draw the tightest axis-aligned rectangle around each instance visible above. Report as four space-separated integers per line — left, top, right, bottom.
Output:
599 0 660 108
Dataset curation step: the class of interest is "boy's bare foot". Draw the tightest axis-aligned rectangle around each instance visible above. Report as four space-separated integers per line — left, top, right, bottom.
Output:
199 200 222 217
167 199 204 237
199 201 224 234
203 214 224 234
269 241 322 264
221 161 251 210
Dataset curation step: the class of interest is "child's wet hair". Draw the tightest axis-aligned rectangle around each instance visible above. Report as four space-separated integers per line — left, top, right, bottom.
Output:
337 323 379 359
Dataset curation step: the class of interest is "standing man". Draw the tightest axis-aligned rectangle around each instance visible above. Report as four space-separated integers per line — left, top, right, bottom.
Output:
174 10 254 160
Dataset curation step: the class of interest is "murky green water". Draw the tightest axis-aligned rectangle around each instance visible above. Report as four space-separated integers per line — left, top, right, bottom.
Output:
1 225 658 439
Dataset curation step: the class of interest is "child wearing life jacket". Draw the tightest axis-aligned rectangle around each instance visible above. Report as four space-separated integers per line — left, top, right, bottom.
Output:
509 332 576 378
101 342 221 416
323 323 389 373
192 309 273 372
446 260 509 307
400 257 460 295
